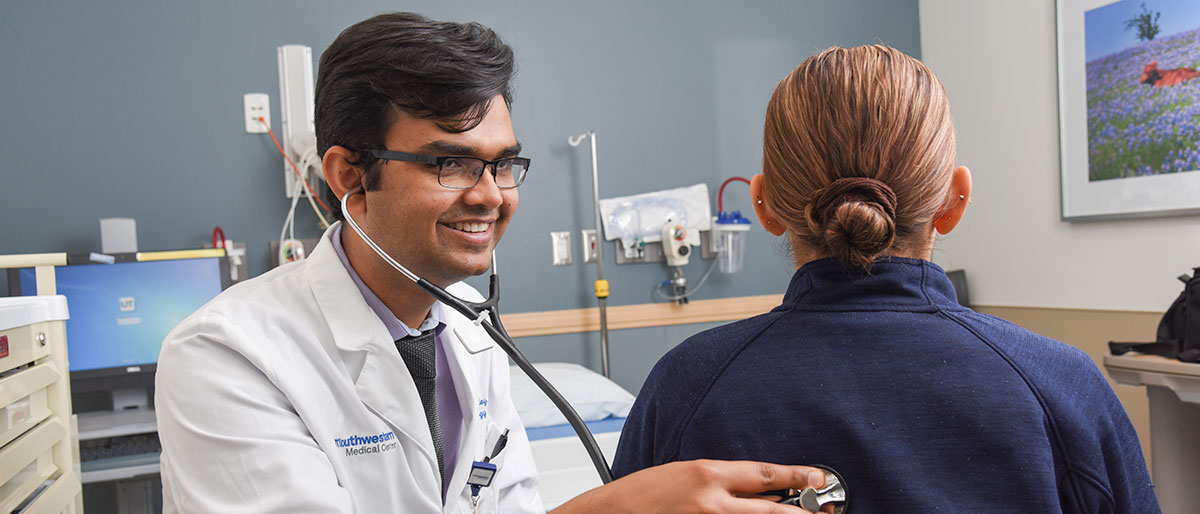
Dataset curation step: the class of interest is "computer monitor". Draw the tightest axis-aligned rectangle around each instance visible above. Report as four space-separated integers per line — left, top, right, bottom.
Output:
7 254 230 407
946 269 971 307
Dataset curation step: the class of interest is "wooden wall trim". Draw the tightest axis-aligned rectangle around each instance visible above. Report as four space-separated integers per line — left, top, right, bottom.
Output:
972 304 1163 315
501 294 784 337
501 300 1163 339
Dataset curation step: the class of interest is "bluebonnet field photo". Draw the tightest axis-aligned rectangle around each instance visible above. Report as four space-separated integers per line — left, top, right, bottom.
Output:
1085 0 1200 181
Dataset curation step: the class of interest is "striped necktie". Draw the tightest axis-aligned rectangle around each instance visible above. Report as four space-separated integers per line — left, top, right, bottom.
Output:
395 329 444 479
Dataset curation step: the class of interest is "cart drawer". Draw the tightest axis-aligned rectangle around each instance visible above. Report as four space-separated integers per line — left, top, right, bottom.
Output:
0 452 55 513
0 418 65 488
0 323 55 375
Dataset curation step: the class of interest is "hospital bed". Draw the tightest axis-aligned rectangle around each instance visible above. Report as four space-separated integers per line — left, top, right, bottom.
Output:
509 363 634 509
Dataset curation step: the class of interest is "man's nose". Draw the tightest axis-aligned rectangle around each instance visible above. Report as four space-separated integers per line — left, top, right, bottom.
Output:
463 164 504 209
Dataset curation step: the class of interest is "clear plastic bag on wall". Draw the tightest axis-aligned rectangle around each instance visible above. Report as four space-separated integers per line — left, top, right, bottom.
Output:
598 184 711 257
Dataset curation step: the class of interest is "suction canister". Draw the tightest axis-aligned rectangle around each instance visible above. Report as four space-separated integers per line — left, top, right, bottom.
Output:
712 211 751 274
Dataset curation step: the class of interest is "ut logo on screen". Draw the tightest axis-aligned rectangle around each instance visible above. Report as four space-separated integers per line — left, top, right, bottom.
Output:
119 297 136 312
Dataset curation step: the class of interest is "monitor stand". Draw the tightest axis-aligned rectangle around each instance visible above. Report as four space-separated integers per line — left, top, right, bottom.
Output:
112 387 149 411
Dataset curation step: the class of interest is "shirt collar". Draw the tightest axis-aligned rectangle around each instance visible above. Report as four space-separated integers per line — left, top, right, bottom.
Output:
330 222 445 340
779 257 963 311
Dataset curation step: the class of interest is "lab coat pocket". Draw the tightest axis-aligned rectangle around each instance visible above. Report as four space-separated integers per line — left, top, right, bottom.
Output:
483 421 514 466
478 422 509 512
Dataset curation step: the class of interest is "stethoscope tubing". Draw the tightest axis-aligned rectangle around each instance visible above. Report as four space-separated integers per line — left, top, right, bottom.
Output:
418 275 615 483
340 188 615 484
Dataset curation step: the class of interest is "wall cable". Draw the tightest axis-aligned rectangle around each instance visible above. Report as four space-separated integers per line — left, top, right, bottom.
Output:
653 257 719 301
258 117 331 214
718 176 751 213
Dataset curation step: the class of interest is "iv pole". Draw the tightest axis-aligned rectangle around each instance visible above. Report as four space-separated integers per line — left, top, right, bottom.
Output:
568 132 611 378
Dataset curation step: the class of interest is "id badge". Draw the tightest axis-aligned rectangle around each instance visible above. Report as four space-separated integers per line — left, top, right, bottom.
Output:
468 461 497 488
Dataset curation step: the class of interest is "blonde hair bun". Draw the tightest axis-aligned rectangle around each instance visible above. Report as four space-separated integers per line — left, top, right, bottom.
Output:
803 178 897 269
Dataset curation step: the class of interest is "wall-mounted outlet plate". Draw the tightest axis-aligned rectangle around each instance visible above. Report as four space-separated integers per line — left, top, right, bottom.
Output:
613 229 717 264
269 238 321 268
581 229 599 263
244 93 269 133
614 239 664 264
551 231 572 266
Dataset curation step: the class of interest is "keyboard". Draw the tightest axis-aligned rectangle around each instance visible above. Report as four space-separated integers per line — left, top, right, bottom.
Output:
79 433 161 462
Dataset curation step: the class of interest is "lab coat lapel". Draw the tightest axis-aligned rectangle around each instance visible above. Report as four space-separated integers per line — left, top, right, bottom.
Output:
306 224 441 484
306 224 381 364
354 344 442 481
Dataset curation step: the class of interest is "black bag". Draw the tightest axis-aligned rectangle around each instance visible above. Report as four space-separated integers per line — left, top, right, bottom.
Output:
1109 268 1200 362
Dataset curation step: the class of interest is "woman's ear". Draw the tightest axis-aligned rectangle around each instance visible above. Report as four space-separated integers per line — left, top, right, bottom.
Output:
750 174 787 236
933 166 972 235
323 145 367 214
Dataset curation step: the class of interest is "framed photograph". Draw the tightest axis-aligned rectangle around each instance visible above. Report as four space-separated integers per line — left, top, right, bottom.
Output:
1057 0 1200 220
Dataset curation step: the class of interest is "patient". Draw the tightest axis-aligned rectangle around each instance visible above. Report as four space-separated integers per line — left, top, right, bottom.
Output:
611 46 1159 513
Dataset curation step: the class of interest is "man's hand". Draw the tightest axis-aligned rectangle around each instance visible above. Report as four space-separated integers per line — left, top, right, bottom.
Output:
552 460 826 514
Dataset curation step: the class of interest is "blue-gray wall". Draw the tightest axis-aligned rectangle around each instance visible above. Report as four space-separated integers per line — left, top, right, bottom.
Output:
1 1 920 390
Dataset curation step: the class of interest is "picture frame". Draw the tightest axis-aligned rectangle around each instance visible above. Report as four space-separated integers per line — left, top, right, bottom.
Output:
1056 0 1200 220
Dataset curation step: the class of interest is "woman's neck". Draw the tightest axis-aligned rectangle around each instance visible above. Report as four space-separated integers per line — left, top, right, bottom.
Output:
788 231 935 270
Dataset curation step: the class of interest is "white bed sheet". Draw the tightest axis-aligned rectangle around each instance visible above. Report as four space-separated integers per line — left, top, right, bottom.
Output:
509 362 634 510
530 426 622 510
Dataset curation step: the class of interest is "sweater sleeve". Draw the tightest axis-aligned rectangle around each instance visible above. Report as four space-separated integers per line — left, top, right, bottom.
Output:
953 311 1160 513
611 316 777 479
1061 360 1159 514
610 358 670 479
610 331 714 478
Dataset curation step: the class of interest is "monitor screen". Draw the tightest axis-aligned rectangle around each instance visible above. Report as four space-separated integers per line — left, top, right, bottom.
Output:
10 257 228 374
946 269 970 307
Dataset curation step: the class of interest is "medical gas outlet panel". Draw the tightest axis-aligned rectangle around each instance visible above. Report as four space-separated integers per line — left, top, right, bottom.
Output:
610 231 718 265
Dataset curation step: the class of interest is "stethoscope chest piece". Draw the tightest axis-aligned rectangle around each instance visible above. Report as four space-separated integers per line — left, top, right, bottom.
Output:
779 465 847 513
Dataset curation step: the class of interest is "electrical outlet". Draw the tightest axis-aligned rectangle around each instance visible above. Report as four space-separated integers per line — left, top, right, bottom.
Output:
244 93 270 133
551 231 572 266
581 229 599 263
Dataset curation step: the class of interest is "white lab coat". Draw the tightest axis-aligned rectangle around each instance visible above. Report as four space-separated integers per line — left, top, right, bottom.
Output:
156 223 544 513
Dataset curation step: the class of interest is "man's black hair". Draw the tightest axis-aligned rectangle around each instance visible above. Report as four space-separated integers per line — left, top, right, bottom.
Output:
315 12 516 221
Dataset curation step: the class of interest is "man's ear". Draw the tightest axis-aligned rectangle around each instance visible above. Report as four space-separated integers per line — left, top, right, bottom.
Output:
323 145 366 214
750 174 787 236
933 166 972 235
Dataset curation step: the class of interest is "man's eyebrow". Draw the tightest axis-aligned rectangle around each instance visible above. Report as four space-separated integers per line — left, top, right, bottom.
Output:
417 140 523 158
417 141 474 155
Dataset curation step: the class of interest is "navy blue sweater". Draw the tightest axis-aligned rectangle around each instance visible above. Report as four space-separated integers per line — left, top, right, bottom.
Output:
612 258 1159 513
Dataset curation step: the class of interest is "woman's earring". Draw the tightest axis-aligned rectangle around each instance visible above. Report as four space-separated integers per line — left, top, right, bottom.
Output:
756 198 763 205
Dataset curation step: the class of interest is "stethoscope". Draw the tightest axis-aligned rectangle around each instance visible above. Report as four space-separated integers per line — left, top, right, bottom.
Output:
778 465 848 513
340 187 850 512
340 188 615 484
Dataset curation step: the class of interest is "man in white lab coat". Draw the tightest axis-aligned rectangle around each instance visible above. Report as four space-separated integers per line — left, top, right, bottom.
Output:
156 12 826 514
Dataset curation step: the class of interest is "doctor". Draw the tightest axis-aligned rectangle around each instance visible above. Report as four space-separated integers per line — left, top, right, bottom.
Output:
157 11 826 514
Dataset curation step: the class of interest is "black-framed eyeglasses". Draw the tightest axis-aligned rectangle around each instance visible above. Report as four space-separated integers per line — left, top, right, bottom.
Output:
367 149 530 189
